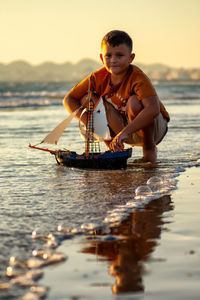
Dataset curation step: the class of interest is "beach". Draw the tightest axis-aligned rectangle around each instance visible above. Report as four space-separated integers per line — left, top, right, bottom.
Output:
0 81 200 299
39 166 200 300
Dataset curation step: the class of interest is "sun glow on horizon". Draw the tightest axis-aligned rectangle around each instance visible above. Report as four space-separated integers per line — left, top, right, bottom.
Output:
1 0 200 69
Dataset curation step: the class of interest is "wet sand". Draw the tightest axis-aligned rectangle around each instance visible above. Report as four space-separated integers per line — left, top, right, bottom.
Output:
40 166 200 300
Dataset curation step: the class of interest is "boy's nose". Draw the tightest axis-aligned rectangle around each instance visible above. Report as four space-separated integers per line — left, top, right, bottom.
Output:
110 56 117 63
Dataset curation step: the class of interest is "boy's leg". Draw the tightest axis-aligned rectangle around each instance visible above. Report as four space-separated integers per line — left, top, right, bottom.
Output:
104 96 167 162
141 123 157 162
104 96 143 145
126 96 157 162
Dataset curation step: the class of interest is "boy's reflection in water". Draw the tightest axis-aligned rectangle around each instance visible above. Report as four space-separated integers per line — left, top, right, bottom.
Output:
82 195 173 294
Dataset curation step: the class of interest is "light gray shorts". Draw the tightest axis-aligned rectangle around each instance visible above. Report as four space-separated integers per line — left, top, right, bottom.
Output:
104 101 168 146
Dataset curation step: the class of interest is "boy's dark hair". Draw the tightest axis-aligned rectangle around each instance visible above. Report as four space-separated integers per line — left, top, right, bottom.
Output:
101 30 133 52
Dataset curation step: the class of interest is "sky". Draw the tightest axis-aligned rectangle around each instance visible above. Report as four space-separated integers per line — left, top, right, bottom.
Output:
1 0 200 68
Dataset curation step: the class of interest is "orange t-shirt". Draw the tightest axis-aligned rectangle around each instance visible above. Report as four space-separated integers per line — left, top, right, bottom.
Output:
70 65 170 121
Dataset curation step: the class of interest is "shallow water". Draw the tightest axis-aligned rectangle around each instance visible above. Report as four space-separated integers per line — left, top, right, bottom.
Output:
0 82 200 299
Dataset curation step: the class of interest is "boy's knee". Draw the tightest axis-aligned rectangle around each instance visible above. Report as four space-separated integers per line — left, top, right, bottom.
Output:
126 95 143 120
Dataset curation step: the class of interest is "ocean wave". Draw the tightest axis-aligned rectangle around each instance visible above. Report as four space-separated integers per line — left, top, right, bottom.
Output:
0 91 66 109
0 98 63 109
0 82 70 109
0 82 200 109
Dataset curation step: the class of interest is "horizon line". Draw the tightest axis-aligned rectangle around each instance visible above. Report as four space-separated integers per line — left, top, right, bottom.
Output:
0 59 199 70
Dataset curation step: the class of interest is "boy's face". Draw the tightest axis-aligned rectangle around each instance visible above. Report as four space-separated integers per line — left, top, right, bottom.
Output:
100 43 135 77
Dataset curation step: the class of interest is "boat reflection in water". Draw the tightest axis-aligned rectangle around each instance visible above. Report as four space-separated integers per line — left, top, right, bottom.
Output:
81 195 173 294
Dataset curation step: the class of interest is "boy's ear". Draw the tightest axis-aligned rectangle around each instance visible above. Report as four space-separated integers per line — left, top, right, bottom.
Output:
130 53 135 63
99 53 104 64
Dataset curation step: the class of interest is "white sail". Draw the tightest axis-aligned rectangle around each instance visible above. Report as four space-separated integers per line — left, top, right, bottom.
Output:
79 99 111 141
41 98 110 145
42 107 80 144
93 99 111 140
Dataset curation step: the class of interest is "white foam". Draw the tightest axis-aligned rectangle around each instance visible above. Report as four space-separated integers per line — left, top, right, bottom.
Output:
103 173 178 227
81 223 100 231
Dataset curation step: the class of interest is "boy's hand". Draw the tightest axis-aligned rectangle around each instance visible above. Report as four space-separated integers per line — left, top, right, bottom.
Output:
109 132 127 152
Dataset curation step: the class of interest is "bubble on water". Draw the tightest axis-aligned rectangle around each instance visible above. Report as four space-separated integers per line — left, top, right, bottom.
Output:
135 185 152 198
146 176 167 194
147 175 177 196
147 176 164 186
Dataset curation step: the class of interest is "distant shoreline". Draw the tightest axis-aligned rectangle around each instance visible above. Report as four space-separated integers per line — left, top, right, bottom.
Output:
0 59 200 82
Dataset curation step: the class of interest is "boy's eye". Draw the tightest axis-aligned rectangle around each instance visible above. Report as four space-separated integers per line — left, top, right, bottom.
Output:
105 54 123 58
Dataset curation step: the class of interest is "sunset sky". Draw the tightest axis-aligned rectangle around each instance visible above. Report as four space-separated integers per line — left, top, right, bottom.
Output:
1 0 200 68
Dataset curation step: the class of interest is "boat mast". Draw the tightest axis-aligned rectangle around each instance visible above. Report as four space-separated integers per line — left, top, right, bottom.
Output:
85 96 94 157
85 78 100 157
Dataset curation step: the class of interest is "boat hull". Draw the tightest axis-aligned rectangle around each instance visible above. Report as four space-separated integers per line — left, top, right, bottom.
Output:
55 148 132 170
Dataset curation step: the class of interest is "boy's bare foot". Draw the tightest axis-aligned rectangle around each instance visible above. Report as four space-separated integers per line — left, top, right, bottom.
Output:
142 146 157 163
133 157 150 163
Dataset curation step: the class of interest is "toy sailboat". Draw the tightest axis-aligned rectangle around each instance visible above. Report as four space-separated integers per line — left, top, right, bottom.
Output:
29 81 132 170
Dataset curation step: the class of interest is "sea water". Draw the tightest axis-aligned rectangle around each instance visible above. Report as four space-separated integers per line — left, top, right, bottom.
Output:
0 81 200 299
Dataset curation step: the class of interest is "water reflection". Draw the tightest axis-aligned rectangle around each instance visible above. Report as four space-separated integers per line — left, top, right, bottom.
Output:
81 195 173 294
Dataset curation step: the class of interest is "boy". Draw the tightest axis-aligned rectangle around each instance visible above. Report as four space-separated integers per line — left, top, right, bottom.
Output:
63 30 170 163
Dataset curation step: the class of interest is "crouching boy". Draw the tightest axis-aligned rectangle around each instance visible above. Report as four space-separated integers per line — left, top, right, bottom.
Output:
63 30 170 163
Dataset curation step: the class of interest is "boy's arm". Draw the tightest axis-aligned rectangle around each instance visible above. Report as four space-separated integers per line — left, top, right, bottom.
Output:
63 91 101 127
110 95 160 151
63 93 88 126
